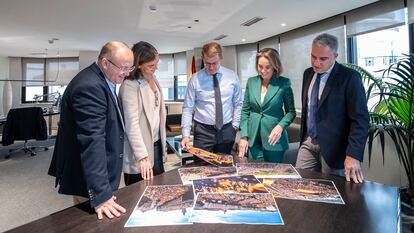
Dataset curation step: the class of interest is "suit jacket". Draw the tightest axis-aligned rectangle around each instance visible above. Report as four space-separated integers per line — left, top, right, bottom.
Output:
2 107 47 146
299 62 369 169
48 63 125 208
240 75 296 151
119 77 166 174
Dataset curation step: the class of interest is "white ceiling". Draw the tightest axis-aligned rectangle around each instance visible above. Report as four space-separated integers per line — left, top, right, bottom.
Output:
0 0 378 57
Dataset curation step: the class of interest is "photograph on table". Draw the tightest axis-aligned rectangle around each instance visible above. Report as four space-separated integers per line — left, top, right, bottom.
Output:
178 166 237 185
192 175 267 195
236 162 301 178
125 185 194 227
187 146 234 167
190 193 283 225
262 178 345 204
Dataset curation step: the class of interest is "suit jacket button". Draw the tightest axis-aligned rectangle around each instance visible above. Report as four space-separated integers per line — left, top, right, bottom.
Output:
119 153 123 158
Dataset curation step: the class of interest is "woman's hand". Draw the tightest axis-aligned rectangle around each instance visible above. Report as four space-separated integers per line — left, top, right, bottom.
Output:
268 125 283 145
139 157 153 180
238 138 249 159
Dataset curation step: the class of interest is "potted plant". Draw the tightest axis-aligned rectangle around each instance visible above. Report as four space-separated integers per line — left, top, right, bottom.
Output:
347 54 414 205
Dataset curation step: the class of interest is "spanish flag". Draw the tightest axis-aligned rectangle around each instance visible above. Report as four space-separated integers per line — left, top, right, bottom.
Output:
190 56 196 77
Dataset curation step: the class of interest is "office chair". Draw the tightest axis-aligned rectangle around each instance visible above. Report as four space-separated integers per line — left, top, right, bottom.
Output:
2 107 49 159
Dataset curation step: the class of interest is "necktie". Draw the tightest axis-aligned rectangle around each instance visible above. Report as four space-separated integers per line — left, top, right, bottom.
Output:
113 86 122 112
307 73 322 139
213 73 223 130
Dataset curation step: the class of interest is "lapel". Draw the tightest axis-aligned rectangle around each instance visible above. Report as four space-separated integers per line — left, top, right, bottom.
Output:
154 78 166 135
303 70 314 111
137 78 155 136
262 76 281 107
91 63 125 131
251 76 262 106
318 62 339 108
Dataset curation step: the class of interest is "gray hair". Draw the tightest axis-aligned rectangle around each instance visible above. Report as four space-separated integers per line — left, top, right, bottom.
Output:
313 33 338 54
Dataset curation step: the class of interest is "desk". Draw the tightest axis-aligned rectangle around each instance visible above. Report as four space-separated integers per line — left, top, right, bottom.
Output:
7 168 399 233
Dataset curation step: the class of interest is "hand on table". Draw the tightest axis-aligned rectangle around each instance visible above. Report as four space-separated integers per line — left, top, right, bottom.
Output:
140 157 153 180
95 196 126 220
238 138 248 159
344 156 364 183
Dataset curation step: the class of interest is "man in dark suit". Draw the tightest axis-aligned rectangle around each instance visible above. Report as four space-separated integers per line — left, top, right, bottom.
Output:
296 33 369 183
48 41 134 219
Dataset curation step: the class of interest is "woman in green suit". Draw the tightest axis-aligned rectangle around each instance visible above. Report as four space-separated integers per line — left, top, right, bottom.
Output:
239 48 296 162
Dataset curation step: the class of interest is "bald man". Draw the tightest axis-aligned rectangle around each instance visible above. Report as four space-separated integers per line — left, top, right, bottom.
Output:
48 41 134 219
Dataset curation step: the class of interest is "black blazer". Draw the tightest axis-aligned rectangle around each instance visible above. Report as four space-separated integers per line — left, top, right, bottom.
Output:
299 62 369 169
2 107 47 146
48 63 125 208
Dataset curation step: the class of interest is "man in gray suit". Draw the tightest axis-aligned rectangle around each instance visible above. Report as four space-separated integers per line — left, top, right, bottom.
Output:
296 33 369 183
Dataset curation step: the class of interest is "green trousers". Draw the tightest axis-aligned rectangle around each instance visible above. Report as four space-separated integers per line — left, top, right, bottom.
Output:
248 135 285 163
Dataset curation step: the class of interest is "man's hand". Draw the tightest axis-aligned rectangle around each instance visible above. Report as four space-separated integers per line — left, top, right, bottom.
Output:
95 196 126 220
344 156 364 183
140 157 153 180
181 136 190 150
268 125 283 145
238 138 248 159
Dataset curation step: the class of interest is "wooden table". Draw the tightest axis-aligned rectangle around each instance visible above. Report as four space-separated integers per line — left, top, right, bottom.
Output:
7 168 399 233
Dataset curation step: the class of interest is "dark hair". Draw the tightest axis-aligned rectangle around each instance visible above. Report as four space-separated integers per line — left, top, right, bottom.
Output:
202 42 223 59
127 41 158 80
256 48 283 76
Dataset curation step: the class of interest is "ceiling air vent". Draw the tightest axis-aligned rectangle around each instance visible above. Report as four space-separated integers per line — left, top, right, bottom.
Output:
241 17 264 26
213 34 228 40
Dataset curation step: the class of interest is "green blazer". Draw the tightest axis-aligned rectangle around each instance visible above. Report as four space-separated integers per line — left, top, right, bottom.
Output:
240 75 296 151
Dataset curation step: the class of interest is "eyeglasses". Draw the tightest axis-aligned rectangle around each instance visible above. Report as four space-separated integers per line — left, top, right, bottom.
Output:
106 58 135 73
204 61 220 67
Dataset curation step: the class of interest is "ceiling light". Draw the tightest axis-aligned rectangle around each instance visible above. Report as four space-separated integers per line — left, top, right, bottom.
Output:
281 23 286 27
241 38 246 42
213 35 228 40
241 17 264 27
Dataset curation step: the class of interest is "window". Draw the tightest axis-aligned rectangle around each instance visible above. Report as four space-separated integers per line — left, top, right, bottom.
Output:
355 25 409 75
353 25 409 111
155 54 174 101
176 74 187 100
21 57 78 103
236 43 258 90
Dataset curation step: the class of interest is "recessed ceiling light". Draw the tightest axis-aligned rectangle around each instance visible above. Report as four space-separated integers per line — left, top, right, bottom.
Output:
187 26 192 29
241 17 264 26
281 23 286 27
194 19 199 23
241 38 246 42
213 35 227 40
